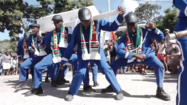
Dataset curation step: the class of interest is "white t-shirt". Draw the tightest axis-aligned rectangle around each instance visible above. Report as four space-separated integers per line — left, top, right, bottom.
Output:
157 43 166 54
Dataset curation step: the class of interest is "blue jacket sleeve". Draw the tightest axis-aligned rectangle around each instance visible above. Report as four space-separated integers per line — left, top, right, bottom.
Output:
99 15 123 31
27 35 34 52
145 28 165 41
61 25 78 64
17 37 23 57
115 35 134 59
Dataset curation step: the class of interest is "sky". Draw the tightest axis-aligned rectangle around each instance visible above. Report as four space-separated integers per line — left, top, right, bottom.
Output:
0 0 173 41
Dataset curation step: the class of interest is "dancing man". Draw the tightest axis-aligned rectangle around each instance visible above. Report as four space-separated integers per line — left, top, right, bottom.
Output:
61 6 125 101
102 13 170 101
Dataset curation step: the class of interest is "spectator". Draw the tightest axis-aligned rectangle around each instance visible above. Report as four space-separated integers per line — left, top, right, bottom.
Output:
108 39 117 63
2 52 11 75
166 39 181 74
0 52 2 76
104 43 110 64
9 51 14 75
12 56 18 75
157 40 168 73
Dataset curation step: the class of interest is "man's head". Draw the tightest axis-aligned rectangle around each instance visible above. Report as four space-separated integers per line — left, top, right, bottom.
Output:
164 29 170 36
78 8 92 28
52 15 63 30
125 13 138 34
30 24 40 35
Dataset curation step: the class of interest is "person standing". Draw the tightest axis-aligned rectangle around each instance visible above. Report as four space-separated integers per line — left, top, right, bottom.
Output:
0 52 2 76
157 40 168 73
2 52 11 75
172 1 187 104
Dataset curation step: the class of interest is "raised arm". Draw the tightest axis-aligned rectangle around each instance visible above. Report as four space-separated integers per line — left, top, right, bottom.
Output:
145 22 165 41
100 15 123 31
99 6 125 32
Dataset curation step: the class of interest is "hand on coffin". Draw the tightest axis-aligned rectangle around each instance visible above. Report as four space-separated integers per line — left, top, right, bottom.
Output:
145 22 155 30
118 6 125 18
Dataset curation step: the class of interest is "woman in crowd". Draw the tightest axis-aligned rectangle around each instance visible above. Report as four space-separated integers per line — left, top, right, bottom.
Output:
2 52 11 75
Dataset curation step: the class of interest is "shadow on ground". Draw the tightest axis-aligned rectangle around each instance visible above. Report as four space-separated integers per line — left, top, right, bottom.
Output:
3 78 157 100
132 73 178 83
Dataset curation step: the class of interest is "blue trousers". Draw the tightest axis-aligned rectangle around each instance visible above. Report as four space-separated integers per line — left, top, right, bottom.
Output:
175 18 187 105
19 56 44 82
33 54 65 88
87 62 98 82
70 54 90 86
72 61 98 85
69 48 121 95
111 53 164 88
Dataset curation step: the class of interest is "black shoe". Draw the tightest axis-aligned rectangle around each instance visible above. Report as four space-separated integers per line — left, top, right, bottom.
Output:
93 81 99 87
31 87 43 95
115 91 124 100
61 79 70 83
83 86 95 93
101 85 114 93
45 78 50 83
64 91 73 101
51 81 58 87
56 81 65 85
156 87 170 101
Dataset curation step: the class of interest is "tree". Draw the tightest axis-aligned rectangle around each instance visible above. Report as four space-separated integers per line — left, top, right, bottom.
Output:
0 0 93 40
134 1 161 23
0 0 54 40
154 8 178 32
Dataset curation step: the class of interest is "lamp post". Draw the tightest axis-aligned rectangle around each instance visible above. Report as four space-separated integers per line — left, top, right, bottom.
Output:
108 0 111 22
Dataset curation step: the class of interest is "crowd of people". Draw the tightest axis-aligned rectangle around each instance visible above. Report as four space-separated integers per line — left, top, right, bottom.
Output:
0 51 19 76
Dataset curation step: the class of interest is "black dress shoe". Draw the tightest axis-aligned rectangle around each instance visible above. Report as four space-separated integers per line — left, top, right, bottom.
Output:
61 79 70 83
101 85 114 93
51 81 58 87
45 78 50 83
156 87 171 101
83 86 95 93
31 87 43 95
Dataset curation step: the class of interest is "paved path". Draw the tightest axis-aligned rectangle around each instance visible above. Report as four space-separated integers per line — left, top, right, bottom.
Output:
0 72 177 105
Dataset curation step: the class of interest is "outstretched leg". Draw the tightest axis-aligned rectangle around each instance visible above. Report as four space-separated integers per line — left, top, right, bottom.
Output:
143 54 170 101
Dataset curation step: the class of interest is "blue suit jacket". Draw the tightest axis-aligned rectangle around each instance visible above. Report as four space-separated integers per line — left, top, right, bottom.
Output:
116 27 164 59
43 27 73 56
61 15 123 64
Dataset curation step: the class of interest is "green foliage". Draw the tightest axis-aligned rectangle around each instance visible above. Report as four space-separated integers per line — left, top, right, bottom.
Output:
134 1 161 23
0 0 93 39
154 8 178 32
